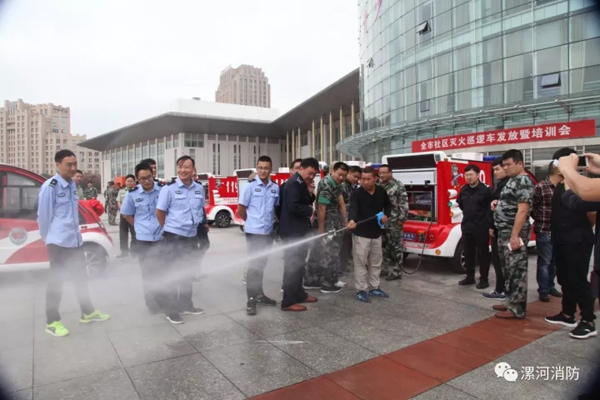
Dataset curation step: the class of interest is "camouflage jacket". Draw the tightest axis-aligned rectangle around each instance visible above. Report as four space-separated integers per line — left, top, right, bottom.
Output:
494 174 534 234
381 178 409 227
317 175 344 228
340 180 353 206
83 187 98 200
105 188 119 206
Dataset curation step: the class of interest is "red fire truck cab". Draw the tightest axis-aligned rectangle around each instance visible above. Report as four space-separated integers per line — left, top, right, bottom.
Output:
382 151 536 273
0 164 115 275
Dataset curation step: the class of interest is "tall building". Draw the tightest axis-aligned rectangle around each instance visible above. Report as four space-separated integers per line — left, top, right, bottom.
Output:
72 134 102 176
215 64 271 108
338 0 600 179
0 99 100 175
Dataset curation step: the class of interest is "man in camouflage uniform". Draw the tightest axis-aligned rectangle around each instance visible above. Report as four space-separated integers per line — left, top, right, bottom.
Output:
304 162 349 293
105 181 120 226
492 149 534 319
83 181 98 200
339 166 362 272
379 164 409 281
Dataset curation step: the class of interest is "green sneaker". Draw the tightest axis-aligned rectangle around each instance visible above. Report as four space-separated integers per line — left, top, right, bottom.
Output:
46 321 69 337
80 310 110 324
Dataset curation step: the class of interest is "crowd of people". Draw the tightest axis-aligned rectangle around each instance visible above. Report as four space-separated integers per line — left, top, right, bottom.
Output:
36 147 599 341
457 148 599 340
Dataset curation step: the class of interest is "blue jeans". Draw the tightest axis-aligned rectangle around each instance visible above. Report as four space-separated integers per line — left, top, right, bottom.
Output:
536 232 556 295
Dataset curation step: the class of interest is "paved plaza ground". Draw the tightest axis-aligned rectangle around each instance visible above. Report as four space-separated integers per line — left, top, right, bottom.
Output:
1 217 599 399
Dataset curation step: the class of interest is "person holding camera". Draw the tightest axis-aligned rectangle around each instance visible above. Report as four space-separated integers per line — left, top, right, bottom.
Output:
546 148 598 339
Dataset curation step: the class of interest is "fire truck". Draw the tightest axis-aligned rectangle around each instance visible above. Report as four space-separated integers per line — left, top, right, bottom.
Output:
381 151 537 274
194 172 238 228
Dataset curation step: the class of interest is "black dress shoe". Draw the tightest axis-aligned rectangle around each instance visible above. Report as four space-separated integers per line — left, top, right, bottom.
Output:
539 293 550 302
459 277 476 286
549 288 563 298
476 280 490 290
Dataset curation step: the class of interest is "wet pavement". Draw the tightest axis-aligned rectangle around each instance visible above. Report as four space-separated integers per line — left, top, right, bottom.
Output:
1 218 598 399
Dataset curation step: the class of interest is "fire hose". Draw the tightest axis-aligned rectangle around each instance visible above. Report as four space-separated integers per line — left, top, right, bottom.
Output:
322 212 434 275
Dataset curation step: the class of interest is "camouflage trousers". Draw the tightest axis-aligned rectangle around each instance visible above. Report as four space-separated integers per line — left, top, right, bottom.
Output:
382 228 403 276
498 230 530 318
305 231 343 287
107 206 118 225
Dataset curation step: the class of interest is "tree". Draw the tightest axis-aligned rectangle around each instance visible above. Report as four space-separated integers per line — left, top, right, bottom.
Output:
82 172 101 191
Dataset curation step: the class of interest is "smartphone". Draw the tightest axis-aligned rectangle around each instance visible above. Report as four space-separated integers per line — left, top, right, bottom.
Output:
507 238 524 251
552 156 588 168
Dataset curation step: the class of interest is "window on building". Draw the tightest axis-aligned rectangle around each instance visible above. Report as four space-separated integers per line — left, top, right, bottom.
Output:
540 73 560 88
416 21 430 34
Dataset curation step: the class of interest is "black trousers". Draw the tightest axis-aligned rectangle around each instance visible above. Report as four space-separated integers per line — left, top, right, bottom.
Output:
245 233 274 299
339 232 353 271
46 245 94 324
281 238 310 308
463 231 491 280
555 242 596 322
119 215 137 254
136 240 162 310
490 233 506 293
158 233 199 315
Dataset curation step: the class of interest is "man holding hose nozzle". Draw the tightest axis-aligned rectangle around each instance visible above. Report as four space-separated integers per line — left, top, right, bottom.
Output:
347 167 392 303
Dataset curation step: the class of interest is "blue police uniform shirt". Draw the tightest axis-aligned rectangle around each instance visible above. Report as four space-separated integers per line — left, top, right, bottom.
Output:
156 177 205 237
37 173 82 248
120 184 163 242
239 177 279 235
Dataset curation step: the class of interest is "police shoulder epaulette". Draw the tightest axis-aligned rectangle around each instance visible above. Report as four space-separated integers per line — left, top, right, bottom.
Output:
129 186 139 192
167 179 177 185
49 178 57 188
157 181 165 187
248 178 255 183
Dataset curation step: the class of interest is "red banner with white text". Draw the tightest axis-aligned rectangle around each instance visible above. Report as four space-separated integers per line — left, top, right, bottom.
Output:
411 119 597 153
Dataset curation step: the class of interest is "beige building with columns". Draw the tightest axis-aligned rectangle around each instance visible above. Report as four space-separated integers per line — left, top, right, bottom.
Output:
275 68 360 166
79 68 361 186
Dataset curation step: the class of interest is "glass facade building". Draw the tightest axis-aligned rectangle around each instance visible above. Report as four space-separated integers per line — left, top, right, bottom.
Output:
339 0 600 162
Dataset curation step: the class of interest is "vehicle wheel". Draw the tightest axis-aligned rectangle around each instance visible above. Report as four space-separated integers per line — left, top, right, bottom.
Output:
215 211 231 228
450 240 466 274
83 243 107 278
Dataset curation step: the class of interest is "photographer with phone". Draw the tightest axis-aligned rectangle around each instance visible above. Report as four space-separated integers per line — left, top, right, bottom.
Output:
546 148 599 339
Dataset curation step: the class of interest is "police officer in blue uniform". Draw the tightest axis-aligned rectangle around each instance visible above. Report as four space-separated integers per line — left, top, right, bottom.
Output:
120 162 164 314
37 150 110 337
156 155 205 324
238 155 279 316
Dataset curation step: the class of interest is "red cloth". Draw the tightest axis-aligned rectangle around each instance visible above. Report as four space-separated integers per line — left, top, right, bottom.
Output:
86 198 105 216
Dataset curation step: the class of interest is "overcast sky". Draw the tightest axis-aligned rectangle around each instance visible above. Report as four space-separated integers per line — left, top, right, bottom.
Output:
0 0 358 137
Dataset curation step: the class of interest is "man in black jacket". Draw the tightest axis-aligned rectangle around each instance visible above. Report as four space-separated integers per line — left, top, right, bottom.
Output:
276 158 303 223
279 158 320 311
457 164 492 288
545 148 598 339
483 158 509 300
